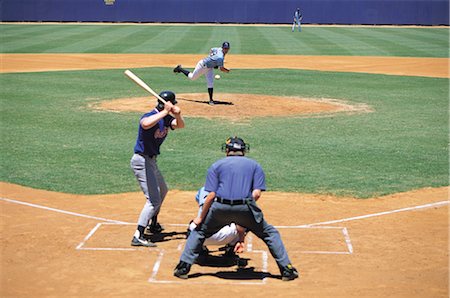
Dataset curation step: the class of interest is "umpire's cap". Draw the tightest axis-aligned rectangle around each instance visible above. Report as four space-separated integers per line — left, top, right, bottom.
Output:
222 41 230 49
222 136 249 152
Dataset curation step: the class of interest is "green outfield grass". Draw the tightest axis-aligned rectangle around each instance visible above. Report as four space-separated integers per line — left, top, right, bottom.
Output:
0 24 448 57
0 24 448 197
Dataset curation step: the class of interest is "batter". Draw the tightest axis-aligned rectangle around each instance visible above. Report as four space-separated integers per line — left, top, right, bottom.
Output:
130 91 185 247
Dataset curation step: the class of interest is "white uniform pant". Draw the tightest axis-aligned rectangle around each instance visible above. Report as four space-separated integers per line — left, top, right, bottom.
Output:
189 222 239 246
130 154 168 227
188 60 214 88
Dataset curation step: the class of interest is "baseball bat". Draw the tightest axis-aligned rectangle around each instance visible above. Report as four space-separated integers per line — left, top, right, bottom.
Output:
124 69 166 104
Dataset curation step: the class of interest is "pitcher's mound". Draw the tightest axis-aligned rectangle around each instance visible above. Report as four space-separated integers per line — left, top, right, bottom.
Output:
93 93 371 119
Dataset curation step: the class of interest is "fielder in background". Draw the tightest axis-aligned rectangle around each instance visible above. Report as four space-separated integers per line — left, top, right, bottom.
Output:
189 186 247 256
130 91 185 247
292 7 303 32
173 42 231 105
174 136 299 281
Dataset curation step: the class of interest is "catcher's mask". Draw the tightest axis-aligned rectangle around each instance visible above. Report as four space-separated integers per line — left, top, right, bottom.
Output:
221 136 249 153
156 90 177 111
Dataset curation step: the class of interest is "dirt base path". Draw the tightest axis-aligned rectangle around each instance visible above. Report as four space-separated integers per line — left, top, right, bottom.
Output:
0 182 448 297
2 53 449 78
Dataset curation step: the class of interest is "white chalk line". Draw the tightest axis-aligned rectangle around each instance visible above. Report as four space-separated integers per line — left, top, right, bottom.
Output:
148 249 165 282
0 197 129 224
148 250 268 285
300 200 449 227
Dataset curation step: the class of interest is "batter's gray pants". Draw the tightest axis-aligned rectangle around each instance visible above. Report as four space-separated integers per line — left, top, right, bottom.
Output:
130 154 168 227
180 200 292 270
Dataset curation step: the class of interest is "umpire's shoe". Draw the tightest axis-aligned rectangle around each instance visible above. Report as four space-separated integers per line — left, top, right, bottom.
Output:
280 264 299 281
173 261 191 279
131 236 157 247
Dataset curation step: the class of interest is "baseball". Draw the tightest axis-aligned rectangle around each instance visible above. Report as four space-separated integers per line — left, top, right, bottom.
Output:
214 74 221 80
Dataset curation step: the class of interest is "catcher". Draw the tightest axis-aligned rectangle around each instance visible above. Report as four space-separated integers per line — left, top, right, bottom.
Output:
188 186 247 257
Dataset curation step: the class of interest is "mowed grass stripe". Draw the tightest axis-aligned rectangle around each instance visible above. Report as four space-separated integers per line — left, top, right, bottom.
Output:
10 26 111 53
317 27 392 56
126 26 193 53
49 26 148 53
0 24 447 57
1 25 92 53
254 27 316 54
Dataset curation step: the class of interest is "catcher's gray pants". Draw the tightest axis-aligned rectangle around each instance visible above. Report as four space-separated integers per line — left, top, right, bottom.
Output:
180 200 292 269
130 154 168 227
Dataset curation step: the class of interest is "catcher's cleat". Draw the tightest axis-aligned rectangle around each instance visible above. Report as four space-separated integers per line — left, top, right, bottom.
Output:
131 236 157 247
173 261 191 279
173 65 182 73
280 264 299 281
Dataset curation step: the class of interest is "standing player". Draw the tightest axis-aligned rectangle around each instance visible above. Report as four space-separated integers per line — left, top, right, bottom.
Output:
173 42 231 105
130 91 185 247
174 136 299 281
292 7 303 32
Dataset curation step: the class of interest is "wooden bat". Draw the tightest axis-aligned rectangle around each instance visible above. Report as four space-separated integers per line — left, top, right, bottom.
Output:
124 69 166 104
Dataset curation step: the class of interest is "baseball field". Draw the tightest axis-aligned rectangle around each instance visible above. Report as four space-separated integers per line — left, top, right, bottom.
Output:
1 23 449 297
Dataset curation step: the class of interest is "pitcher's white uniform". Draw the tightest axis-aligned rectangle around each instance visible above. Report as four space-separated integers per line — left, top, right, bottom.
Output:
189 187 240 246
173 42 230 105
188 47 225 88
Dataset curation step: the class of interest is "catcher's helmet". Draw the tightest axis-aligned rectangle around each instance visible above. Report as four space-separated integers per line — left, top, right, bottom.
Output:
221 136 249 153
156 90 177 110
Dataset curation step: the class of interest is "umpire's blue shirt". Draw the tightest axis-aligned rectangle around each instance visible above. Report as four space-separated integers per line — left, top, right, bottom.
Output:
205 156 266 199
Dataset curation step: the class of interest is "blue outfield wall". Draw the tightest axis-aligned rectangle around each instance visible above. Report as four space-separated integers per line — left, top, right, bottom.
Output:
0 0 448 25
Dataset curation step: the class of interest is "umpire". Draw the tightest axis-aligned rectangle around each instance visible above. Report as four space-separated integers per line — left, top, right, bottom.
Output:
174 136 299 281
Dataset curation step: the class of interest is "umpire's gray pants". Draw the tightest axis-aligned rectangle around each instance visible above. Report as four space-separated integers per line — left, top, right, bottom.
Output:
180 200 292 269
130 154 168 227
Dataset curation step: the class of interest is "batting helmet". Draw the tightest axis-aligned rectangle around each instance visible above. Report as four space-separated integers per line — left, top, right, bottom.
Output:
221 136 249 153
156 90 177 110
222 41 230 49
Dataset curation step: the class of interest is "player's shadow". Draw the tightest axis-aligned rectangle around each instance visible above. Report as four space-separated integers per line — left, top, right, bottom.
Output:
195 254 249 268
144 231 187 243
177 97 234 105
188 267 278 281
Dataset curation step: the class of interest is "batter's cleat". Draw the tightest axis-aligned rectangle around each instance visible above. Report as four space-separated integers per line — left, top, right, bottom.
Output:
280 264 299 281
208 100 215 106
173 65 182 73
173 261 191 279
131 236 157 247
149 222 165 234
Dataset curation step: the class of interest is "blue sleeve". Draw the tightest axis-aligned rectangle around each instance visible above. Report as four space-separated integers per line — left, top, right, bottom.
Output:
204 164 219 193
253 163 266 191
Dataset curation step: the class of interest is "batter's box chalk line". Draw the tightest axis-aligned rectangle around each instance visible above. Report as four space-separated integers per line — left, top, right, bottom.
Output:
76 223 352 284
2 197 447 284
76 223 353 255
